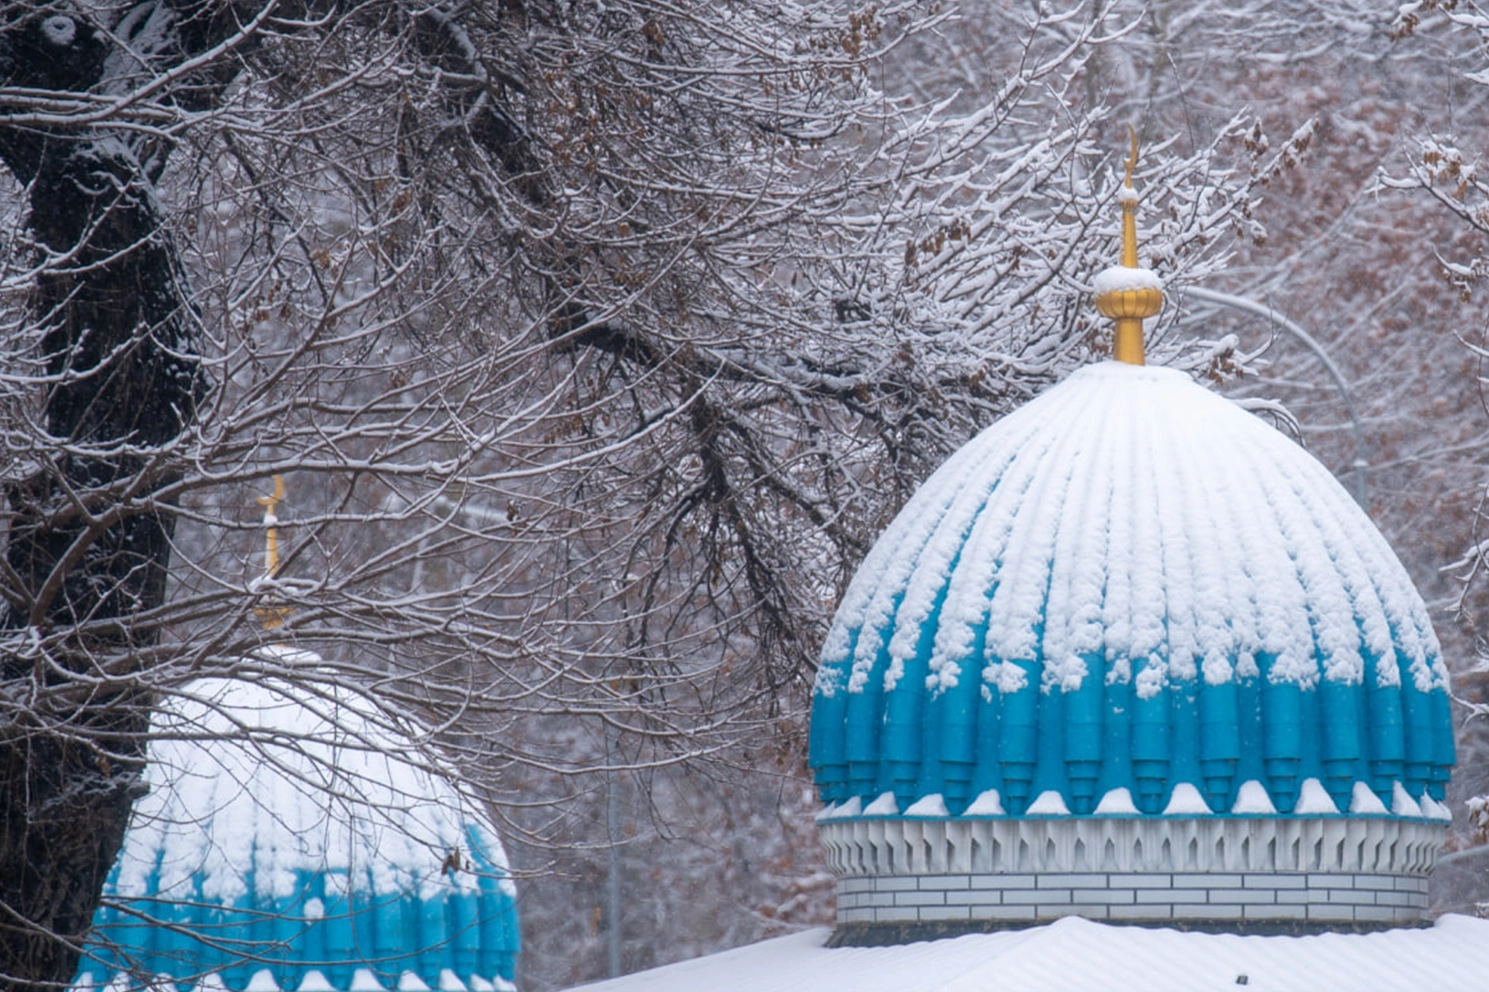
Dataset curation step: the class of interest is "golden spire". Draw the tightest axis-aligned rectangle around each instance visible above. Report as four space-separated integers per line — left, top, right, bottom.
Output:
1093 126 1164 365
255 474 291 629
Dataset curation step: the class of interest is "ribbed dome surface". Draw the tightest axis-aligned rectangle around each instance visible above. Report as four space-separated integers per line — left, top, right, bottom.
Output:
809 362 1454 819
77 670 519 991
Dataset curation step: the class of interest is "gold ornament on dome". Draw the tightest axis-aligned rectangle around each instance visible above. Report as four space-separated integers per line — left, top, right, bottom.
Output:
1093 126 1165 365
254 473 292 629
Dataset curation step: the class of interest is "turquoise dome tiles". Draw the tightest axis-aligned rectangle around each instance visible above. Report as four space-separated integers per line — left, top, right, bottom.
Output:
809 362 1454 820
74 675 519 991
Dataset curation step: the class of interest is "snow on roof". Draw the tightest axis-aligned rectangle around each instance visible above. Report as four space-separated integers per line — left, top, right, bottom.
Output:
565 915 1489 992
114 674 513 902
819 360 1442 704
83 671 520 990
809 361 1454 816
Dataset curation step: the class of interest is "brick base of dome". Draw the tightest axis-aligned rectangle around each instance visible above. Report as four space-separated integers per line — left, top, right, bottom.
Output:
833 870 1429 929
819 815 1444 933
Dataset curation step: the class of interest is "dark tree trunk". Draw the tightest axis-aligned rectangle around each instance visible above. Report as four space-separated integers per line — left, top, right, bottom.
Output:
0 9 203 988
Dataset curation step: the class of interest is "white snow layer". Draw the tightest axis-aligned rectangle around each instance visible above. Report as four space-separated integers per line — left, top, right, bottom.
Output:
1422 795 1453 821
1091 265 1164 295
1392 782 1424 819
1294 778 1340 815
964 790 1006 815
1161 783 1211 816
819 796 862 819
904 794 951 817
111 675 514 905
1350 781 1389 815
1025 791 1071 815
816 362 1446 701
1094 787 1140 815
1231 780 1277 815
564 915 1489 992
818 778 1443 821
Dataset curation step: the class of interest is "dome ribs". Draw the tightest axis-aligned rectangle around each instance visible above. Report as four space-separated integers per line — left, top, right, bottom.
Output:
808 362 1454 829
1049 375 1119 815
90 678 520 989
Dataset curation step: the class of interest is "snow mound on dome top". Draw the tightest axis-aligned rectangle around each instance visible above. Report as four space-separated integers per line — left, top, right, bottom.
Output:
113 670 512 905
814 362 1446 701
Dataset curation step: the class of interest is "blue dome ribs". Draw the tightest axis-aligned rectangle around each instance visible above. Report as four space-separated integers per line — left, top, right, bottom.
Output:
1320 678 1363 812
807 626 855 804
1280 441 1392 813
930 505 1004 815
1098 654 1135 809
371 888 409 979
932 649 982 813
843 623 894 800
806 363 1456 829
825 414 1024 808
1062 653 1105 815
323 879 356 989
1198 677 1241 813
1260 674 1303 814
78 680 520 990
1054 649 1107 809
886 534 971 808
1401 665 1436 799
969 653 1005 806
1131 672 1171 815
997 656 1042 815
1056 395 1118 817
1430 687 1455 801
1367 651 1407 802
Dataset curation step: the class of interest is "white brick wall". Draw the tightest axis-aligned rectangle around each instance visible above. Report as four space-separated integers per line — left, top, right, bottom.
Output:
833 871 1430 926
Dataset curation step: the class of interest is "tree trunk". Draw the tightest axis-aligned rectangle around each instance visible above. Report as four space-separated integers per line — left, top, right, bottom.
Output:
0 10 201 987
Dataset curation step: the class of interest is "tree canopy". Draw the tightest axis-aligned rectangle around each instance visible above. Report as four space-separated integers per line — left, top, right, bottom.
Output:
1 0 1472 988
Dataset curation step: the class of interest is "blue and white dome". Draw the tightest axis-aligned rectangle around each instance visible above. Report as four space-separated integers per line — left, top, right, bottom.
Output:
809 361 1455 821
77 668 519 991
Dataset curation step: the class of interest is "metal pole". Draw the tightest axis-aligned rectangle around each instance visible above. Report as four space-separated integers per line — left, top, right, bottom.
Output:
1182 285 1368 510
605 727 623 978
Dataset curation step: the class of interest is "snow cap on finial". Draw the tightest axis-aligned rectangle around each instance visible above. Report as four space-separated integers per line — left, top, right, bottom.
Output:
1093 126 1164 365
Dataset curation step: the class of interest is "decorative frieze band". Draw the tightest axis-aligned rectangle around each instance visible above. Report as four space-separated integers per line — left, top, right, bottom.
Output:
817 816 1445 877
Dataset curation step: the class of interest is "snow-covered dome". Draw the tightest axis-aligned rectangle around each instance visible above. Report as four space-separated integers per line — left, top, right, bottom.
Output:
809 361 1454 821
806 153 1458 933
77 670 519 991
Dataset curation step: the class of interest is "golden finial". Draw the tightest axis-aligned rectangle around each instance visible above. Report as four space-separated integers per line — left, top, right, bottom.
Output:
254 474 291 629
1121 126 1139 267
1093 125 1164 365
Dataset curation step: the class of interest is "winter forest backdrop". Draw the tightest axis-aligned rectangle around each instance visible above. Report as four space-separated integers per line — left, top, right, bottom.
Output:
3 0 1489 989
